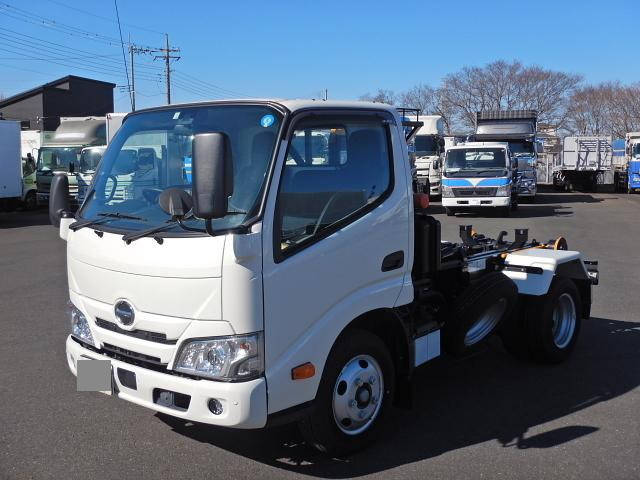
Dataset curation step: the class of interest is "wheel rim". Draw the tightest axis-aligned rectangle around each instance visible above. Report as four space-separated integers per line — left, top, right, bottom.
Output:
464 297 507 346
332 354 384 435
552 293 576 348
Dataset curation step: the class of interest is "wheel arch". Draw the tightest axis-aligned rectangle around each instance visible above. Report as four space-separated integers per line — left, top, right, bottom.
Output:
339 308 413 408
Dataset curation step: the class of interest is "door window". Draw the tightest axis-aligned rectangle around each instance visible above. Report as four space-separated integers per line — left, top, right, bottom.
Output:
276 120 392 256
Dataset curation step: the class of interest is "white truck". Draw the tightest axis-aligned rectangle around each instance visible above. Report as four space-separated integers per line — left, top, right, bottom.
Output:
442 141 518 217
36 116 106 208
413 115 445 198
48 100 598 455
555 136 613 192
0 120 23 211
473 111 541 201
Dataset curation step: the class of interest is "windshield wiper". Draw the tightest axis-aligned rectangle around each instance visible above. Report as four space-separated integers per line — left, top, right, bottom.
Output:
69 212 146 232
122 210 248 244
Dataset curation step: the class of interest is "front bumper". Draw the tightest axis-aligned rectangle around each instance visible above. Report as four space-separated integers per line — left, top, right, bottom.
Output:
442 196 510 207
518 184 537 196
66 335 268 428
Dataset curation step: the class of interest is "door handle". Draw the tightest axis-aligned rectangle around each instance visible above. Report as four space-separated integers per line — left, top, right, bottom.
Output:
381 251 404 272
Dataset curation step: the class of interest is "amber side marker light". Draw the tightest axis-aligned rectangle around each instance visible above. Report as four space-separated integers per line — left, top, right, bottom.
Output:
291 362 315 380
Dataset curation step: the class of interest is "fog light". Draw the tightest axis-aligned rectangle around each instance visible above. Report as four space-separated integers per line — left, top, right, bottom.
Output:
208 398 223 415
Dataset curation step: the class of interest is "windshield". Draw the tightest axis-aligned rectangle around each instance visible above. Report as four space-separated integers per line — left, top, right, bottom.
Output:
79 105 282 234
37 146 82 172
414 135 438 155
632 143 640 158
79 147 106 173
444 148 507 178
509 141 534 157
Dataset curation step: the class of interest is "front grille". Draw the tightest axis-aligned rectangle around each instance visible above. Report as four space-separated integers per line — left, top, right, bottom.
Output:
95 318 177 345
102 343 165 366
453 187 497 197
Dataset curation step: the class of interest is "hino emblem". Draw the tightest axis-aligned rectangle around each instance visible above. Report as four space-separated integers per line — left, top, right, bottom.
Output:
114 301 135 326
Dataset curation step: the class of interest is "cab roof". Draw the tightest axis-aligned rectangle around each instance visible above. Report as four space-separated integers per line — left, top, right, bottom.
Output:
448 141 509 150
130 98 400 117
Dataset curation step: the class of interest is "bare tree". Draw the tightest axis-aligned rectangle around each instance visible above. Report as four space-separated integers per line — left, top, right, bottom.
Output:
359 89 397 105
439 60 581 131
399 84 456 133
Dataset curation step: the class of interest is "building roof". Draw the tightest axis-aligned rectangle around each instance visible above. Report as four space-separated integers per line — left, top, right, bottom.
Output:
0 75 116 108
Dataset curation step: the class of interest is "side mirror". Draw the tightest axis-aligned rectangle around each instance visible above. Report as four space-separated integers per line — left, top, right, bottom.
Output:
49 173 72 227
432 160 440 170
69 162 75 174
536 142 544 154
192 132 233 220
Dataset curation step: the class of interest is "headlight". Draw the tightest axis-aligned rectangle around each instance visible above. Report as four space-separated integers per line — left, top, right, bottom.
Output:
174 332 264 381
442 185 454 197
496 184 511 197
69 301 95 347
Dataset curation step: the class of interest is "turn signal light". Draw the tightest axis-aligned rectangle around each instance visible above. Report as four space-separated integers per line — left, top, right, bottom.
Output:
291 362 315 380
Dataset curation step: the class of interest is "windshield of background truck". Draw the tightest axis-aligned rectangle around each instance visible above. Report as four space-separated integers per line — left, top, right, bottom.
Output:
78 105 281 233
444 148 507 178
37 147 82 172
415 135 438 155
79 147 105 173
508 141 534 157
632 143 640 158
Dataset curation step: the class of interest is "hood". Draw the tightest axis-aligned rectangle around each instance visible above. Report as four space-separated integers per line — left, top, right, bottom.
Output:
67 228 225 320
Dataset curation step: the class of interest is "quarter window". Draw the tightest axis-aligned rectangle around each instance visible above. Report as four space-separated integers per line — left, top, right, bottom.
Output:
277 120 392 255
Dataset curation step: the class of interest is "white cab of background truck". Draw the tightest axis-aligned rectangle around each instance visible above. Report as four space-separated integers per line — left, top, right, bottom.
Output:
413 115 445 197
442 141 516 216
50 100 596 455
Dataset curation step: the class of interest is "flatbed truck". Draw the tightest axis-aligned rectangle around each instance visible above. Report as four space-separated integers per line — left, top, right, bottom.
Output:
48 100 598 455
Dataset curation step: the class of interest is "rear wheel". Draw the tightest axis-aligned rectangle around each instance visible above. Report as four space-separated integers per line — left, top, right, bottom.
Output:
501 277 582 363
443 272 518 356
445 207 455 216
23 191 37 210
298 329 395 455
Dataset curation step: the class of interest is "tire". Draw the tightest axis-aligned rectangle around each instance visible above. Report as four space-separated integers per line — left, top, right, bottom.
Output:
445 207 455 216
442 272 518 356
298 329 395 455
23 191 37 211
501 277 582 364
500 206 511 217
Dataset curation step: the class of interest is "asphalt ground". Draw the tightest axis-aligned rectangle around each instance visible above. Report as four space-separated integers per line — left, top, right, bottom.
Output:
1 191 639 479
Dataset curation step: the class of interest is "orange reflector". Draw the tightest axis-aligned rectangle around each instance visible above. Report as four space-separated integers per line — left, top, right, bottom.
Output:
414 193 429 210
291 362 315 380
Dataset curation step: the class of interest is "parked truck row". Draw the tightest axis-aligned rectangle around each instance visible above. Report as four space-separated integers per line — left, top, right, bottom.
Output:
48 100 598 455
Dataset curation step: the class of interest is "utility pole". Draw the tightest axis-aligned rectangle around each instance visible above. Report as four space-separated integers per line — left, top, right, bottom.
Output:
128 44 153 111
152 34 180 105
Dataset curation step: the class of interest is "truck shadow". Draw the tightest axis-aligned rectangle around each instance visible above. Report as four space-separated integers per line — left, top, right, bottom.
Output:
0 210 51 229
157 316 640 478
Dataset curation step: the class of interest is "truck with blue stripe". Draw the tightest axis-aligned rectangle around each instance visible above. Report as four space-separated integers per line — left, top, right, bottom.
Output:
442 141 517 217
614 132 640 193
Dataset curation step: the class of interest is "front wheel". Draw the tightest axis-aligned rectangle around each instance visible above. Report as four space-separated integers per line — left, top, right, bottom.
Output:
445 207 455 216
298 329 394 455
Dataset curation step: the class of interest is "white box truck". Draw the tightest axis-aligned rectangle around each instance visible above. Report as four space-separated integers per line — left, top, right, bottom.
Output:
0 120 22 211
48 100 598 455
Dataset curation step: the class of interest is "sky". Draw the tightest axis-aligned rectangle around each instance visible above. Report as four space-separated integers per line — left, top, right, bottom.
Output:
1 0 638 112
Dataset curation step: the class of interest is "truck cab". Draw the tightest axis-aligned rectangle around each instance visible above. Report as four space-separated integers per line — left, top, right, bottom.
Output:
36 117 106 208
441 141 517 216
622 132 640 192
473 110 539 200
411 115 445 198
50 100 596 455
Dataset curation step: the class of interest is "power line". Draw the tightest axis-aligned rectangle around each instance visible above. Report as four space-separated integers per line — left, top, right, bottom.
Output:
172 70 251 98
43 0 165 35
113 0 131 109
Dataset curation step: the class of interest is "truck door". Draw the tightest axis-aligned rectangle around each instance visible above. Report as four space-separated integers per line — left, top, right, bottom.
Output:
261 111 410 414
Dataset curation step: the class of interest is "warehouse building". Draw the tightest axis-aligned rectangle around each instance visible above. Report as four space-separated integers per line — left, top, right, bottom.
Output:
0 75 115 131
